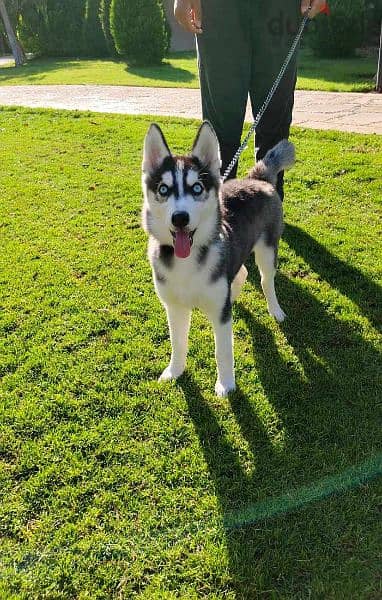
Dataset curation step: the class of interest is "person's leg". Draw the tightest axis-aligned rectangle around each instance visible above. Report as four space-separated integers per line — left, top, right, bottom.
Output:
197 0 252 178
250 0 301 199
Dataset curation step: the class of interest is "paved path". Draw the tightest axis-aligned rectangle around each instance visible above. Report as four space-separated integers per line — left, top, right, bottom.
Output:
0 84 381 134
0 56 13 66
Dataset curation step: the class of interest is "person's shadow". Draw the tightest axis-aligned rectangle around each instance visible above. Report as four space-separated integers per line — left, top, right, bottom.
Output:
178 224 382 597
283 223 381 332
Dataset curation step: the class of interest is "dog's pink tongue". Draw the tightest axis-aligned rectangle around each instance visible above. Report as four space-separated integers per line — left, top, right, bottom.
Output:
174 230 191 259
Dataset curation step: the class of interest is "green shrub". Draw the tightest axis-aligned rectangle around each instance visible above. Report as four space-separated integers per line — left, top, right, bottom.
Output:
158 0 171 56
307 0 365 58
18 6 45 55
45 0 86 56
365 0 382 45
110 0 167 65
99 0 116 55
19 0 86 57
83 0 108 56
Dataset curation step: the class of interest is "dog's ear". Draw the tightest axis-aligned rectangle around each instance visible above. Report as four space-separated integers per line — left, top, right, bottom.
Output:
143 123 171 173
192 121 221 175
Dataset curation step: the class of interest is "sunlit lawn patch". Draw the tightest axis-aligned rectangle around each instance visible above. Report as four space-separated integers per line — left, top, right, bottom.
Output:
0 49 377 91
0 107 381 598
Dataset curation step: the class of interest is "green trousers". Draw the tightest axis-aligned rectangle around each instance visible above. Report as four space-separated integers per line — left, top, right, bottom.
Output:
197 0 301 197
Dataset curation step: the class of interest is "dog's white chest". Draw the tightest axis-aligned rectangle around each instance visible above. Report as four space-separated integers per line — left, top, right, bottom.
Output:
159 257 210 306
151 244 227 312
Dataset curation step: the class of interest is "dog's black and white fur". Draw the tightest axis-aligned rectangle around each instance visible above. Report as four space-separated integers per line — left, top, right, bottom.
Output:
142 121 295 396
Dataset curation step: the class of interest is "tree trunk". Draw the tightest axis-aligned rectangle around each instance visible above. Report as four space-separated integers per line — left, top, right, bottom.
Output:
0 0 26 66
377 20 382 93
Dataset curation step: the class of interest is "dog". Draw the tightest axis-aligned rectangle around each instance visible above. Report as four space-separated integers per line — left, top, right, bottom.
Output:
142 121 295 396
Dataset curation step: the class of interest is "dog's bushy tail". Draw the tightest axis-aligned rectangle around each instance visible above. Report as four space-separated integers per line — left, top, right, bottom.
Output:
249 140 295 186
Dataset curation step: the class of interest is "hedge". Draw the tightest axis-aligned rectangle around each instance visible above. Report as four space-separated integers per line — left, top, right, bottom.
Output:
307 0 365 58
99 0 117 55
110 0 168 65
83 0 108 56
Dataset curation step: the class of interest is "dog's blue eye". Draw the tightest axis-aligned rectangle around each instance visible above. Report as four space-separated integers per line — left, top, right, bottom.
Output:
192 182 203 196
158 183 169 197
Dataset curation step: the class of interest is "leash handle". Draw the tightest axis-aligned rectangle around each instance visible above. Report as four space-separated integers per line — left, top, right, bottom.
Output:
222 6 311 182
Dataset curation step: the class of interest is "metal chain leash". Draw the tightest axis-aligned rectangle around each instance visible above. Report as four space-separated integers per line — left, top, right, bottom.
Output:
222 4 312 182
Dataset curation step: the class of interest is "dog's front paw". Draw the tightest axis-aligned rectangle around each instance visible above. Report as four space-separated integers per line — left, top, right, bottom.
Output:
215 379 236 397
159 365 184 382
270 306 286 323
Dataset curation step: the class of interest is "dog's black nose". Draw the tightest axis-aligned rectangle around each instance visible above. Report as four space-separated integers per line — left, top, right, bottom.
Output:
171 211 190 228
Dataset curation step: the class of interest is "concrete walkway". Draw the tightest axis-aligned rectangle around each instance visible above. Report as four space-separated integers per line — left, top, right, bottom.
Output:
0 56 13 66
0 84 381 134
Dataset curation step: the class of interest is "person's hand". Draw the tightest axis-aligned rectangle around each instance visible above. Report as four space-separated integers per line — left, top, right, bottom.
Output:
301 0 327 18
174 0 202 34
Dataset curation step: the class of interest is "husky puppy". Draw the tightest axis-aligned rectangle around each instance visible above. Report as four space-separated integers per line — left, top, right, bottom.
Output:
142 121 295 397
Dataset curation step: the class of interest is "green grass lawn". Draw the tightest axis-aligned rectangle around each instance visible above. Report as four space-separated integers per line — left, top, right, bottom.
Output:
0 49 377 92
0 107 381 598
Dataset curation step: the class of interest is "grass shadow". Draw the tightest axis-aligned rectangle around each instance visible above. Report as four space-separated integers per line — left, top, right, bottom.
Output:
127 61 195 84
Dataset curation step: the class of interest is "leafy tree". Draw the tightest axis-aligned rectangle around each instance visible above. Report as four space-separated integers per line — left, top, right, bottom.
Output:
83 0 107 56
99 0 116 55
18 0 86 56
365 0 382 45
110 0 167 65
43 0 85 56
158 0 171 56
307 0 365 58
0 0 25 64
17 0 47 54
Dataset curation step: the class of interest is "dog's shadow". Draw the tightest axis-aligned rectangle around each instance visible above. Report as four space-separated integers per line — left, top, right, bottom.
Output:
178 224 382 596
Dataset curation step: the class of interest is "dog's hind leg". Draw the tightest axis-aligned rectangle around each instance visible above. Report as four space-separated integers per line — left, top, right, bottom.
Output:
231 265 248 302
159 304 191 381
253 238 286 322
